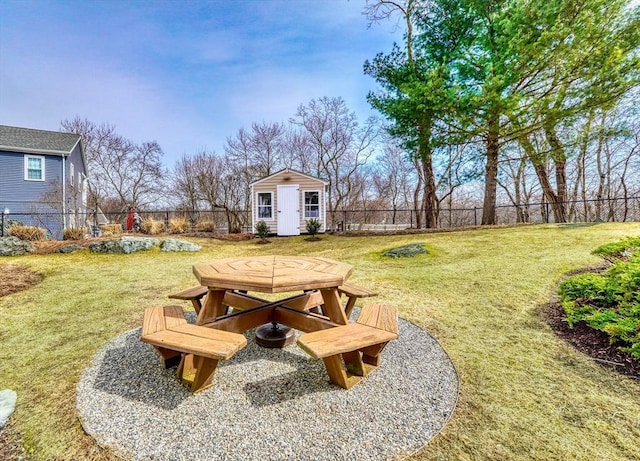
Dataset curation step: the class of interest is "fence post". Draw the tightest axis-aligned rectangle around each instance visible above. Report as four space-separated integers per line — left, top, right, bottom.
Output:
410 210 413 229
1 211 4 237
165 211 170 231
545 202 550 223
473 207 477 226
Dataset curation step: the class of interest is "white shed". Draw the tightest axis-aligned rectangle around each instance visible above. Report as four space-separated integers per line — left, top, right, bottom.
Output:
250 169 328 236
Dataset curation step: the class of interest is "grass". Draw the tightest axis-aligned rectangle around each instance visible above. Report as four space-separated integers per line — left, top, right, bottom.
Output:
1 223 640 460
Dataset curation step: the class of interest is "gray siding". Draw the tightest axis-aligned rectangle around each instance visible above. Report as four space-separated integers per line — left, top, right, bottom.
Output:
0 150 65 238
0 150 63 213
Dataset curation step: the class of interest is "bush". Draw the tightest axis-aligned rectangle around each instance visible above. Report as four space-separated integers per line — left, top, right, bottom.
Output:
8 225 46 241
305 218 322 238
63 227 86 240
140 218 165 235
254 220 270 241
592 236 640 262
559 246 640 359
100 223 123 237
169 218 189 234
195 220 216 232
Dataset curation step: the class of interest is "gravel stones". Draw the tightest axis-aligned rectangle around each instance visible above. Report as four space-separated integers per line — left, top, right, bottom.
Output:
77 313 459 460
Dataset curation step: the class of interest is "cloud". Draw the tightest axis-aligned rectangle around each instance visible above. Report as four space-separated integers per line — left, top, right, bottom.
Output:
0 0 401 167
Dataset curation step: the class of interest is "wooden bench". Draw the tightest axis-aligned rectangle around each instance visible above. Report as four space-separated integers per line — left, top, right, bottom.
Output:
141 305 247 392
297 303 398 389
338 283 378 317
168 286 209 314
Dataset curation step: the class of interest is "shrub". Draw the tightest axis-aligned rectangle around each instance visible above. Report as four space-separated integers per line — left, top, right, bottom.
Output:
169 218 189 234
63 227 86 240
8 225 46 241
195 220 217 232
140 218 165 235
100 223 123 237
592 236 640 262
305 218 322 238
254 220 270 242
559 254 640 359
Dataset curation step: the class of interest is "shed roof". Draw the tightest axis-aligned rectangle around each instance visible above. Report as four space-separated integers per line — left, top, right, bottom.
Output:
0 125 82 156
250 168 328 186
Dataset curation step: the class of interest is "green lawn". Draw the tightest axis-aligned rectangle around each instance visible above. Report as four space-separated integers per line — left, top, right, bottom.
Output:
1 223 639 460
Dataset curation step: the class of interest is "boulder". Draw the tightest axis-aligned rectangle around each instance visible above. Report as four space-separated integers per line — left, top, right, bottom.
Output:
89 236 159 254
160 239 201 252
383 243 428 258
0 389 17 428
57 244 84 254
0 237 35 256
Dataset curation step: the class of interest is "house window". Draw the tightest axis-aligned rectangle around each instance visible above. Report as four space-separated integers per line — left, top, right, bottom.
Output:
24 155 45 181
70 162 74 186
257 192 273 219
304 191 320 218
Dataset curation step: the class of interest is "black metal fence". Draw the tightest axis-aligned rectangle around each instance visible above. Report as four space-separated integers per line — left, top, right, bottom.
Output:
2 196 639 239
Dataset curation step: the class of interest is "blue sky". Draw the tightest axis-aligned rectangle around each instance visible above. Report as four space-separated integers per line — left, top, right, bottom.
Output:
0 0 401 166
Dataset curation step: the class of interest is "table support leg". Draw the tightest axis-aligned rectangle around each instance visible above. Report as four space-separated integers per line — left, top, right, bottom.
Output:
197 289 227 325
320 288 365 377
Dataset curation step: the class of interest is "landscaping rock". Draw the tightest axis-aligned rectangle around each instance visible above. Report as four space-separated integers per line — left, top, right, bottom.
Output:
89 236 159 254
160 238 201 252
0 389 17 428
383 243 428 258
57 244 84 254
0 237 34 256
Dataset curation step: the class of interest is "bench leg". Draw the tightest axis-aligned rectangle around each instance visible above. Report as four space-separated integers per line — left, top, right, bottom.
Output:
344 296 358 317
359 342 390 367
177 354 220 393
322 355 362 390
154 346 182 369
190 299 203 315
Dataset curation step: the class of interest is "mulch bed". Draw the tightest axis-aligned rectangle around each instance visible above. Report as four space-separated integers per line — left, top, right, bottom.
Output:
544 301 640 379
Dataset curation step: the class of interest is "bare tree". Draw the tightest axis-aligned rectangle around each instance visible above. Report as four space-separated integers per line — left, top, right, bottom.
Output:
292 97 381 225
60 117 168 214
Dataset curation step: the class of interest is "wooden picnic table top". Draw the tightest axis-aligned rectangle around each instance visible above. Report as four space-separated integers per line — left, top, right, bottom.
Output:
192 255 353 294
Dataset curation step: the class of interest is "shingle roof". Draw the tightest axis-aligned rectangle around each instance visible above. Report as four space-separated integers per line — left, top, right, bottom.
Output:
0 124 81 155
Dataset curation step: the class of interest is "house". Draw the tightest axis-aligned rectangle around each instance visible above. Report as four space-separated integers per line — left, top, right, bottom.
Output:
0 124 88 239
250 169 328 236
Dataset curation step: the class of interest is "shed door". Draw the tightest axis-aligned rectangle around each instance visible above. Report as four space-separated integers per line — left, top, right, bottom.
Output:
277 185 300 236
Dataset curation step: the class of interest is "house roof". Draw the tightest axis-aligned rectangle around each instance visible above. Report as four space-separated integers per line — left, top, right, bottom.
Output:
250 168 328 186
0 124 82 156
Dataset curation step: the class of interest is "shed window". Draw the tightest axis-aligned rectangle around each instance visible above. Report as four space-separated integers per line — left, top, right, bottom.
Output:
257 192 273 219
24 155 45 181
304 191 320 218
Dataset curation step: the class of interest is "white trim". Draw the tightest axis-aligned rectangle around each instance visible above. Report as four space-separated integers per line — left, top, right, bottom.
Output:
24 154 45 181
250 168 327 186
303 190 321 219
70 162 75 187
256 191 275 220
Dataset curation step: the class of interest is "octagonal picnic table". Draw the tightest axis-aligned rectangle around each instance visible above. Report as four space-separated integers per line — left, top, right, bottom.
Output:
143 255 397 392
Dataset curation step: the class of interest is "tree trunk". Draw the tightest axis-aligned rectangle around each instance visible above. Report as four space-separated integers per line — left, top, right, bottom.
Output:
421 157 438 228
543 122 567 223
482 111 500 225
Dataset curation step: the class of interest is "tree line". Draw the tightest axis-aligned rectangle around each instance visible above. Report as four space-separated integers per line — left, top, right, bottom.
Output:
61 0 640 232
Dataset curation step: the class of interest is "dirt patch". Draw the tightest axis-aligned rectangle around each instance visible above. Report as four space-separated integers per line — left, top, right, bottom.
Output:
0 425 30 461
0 264 44 297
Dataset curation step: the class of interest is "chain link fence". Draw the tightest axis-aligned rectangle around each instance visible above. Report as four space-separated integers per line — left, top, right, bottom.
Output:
2 196 639 239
